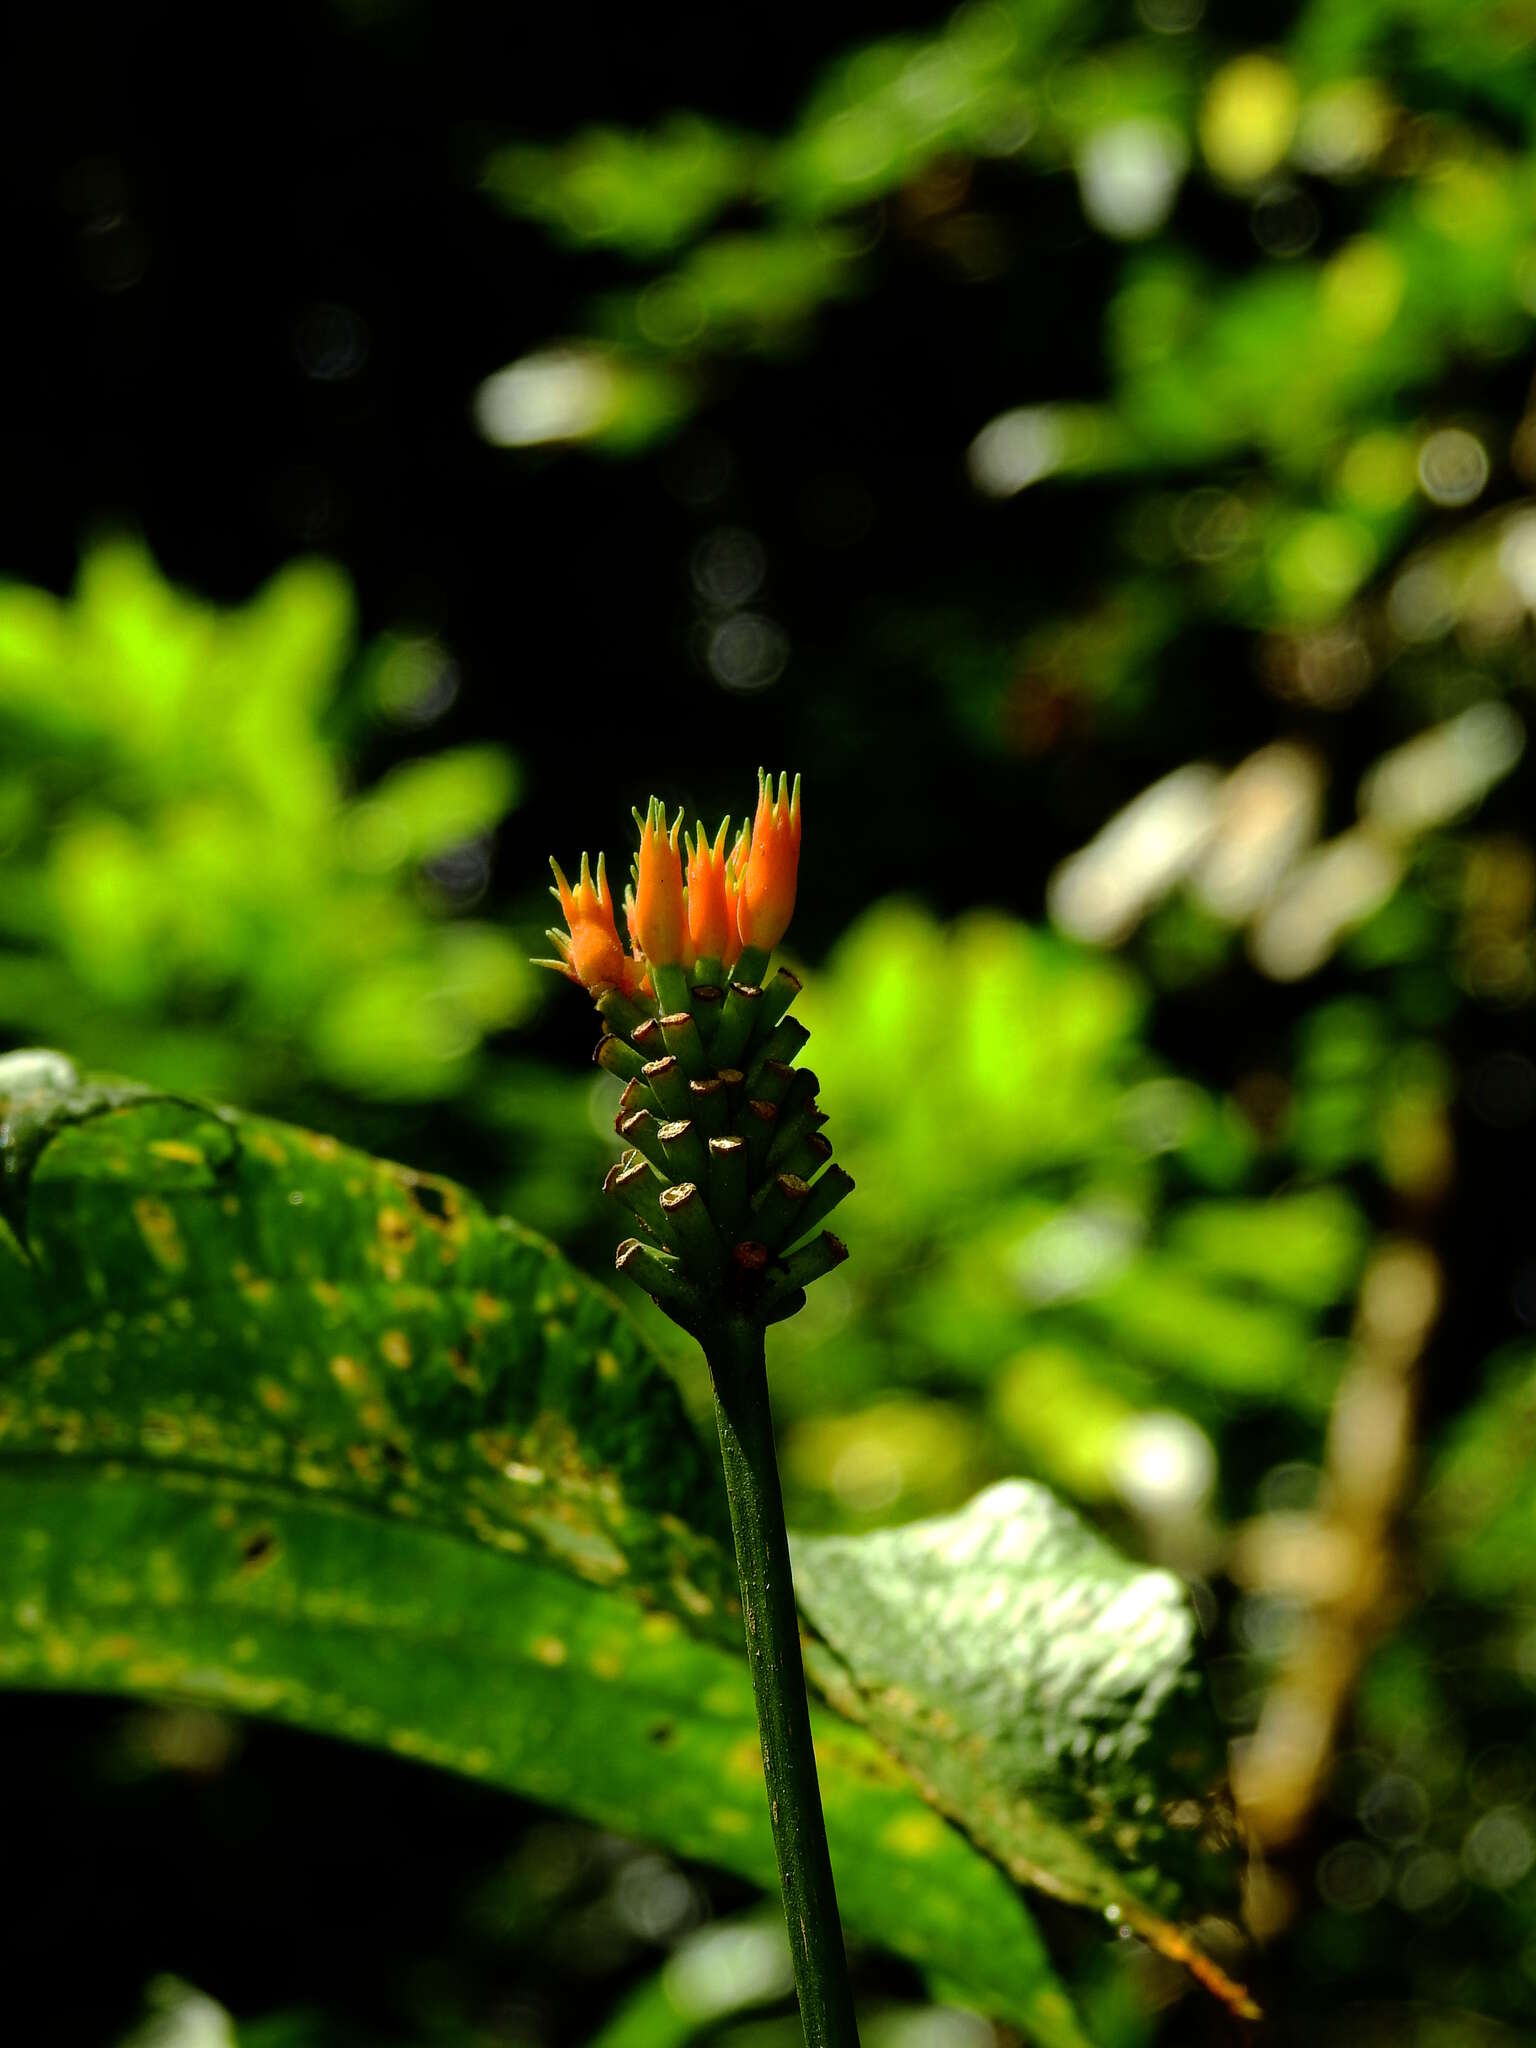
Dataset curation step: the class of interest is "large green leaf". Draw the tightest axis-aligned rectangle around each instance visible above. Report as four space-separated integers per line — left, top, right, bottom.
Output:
0 1051 1088 2048
795 1486 1257 2018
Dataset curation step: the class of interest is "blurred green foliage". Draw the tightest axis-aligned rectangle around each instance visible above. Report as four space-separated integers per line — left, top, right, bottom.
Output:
0 544 532 1102
765 904 1365 1518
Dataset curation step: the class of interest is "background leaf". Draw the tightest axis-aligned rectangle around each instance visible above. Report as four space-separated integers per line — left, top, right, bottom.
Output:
796 1485 1251 2011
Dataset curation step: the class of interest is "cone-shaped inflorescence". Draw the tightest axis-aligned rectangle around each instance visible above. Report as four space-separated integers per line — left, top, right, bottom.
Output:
542 771 846 1333
541 772 861 2048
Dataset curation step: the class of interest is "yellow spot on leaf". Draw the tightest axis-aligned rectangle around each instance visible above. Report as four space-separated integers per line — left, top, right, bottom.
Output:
257 1378 293 1416
531 1636 568 1667
727 1736 764 1782
380 1330 413 1370
132 1197 186 1270
377 1208 415 1250
141 1414 188 1454
330 1355 366 1391
148 1140 205 1166
473 1291 506 1322
596 1349 621 1381
881 1811 948 1857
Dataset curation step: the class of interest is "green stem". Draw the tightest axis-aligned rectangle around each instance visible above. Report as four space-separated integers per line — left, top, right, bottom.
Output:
704 1314 860 2048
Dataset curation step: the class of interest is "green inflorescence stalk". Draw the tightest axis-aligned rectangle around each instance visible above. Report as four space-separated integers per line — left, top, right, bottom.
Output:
706 1312 861 2048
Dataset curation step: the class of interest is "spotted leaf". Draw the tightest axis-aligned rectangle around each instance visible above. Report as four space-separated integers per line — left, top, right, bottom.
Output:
0 1051 1089 2048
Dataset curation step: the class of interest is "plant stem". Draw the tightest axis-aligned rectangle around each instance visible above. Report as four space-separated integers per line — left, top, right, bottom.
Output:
705 1313 861 2048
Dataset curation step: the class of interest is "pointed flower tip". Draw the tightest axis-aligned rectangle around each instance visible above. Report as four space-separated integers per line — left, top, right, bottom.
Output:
686 799 738 965
738 769 802 953
632 790 690 967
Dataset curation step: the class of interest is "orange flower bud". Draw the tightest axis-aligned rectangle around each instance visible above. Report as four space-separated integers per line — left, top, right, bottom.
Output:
631 798 689 967
737 770 801 954
686 816 735 965
545 852 628 991
722 822 749 971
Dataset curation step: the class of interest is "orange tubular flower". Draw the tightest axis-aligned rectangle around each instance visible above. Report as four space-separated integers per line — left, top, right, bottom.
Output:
737 769 801 954
545 852 628 992
723 822 749 971
631 798 689 967
685 816 736 968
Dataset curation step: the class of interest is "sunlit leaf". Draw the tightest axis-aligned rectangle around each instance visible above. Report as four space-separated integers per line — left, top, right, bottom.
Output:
796 1483 1255 2016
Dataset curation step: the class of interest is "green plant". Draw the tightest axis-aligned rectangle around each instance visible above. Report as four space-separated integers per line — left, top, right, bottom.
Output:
540 774 863 2044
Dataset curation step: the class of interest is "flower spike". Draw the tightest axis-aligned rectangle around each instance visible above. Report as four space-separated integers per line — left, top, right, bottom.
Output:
539 774 862 2045
738 770 801 955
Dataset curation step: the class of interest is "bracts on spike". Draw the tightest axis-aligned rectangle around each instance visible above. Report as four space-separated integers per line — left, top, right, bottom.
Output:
687 1075 729 1136
761 1232 849 1316
746 967 801 1047
595 1033 648 1083
750 1059 798 1110
614 1237 701 1319
617 1109 671 1179
768 1097 826 1172
597 987 653 1038
659 1117 710 1185
617 1074 662 1120
711 979 762 1069
751 1171 811 1250
660 1010 709 1079
774 1127 832 1183
743 1097 779 1177
783 1165 854 1248
743 1016 811 1093
708 1135 749 1232
604 1156 672 1246
642 1056 691 1121
658 1182 725 1273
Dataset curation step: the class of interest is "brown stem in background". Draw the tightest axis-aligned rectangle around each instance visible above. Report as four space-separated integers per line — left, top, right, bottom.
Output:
1230 1237 1443 1927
